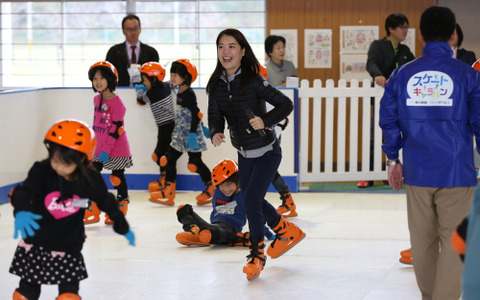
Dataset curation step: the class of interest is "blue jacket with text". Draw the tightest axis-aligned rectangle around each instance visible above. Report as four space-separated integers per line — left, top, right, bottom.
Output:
380 41 480 187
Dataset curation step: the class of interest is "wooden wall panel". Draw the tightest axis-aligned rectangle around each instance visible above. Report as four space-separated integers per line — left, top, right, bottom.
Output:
266 0 434 83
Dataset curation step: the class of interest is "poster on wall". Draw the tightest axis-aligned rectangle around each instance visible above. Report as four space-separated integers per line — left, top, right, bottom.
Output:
304 29 332 68
340 26 378 54
340 54 371 81
401 28 416 54
270 29 298 68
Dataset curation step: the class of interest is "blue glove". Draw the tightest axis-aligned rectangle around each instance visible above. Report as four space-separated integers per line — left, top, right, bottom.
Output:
124 230 136 246
98 151 109 163
202 126 210 139
187 132 199 149
135 84 148 93
14 211 42 239
135 84 148 102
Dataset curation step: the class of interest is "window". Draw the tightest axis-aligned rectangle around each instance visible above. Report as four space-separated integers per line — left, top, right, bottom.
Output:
0 1 266 88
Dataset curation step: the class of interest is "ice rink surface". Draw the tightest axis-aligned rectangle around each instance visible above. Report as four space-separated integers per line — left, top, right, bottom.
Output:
0 190 420 300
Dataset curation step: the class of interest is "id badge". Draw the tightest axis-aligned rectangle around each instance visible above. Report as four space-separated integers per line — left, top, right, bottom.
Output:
72 198 89 208
128 64 141 84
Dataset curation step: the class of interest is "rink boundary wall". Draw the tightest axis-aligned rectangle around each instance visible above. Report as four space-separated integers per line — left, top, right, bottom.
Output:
0 87 297 204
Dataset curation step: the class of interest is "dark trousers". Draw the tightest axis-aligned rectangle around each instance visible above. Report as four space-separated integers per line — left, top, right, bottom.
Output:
153 122 175 173
238 145 282 240
177 204 237 245
272 172 290 195
164 147 211 184
271 135 290 195
92 162 128 201
17 279 79 300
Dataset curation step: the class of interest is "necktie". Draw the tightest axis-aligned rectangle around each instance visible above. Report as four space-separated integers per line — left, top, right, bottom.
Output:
131 46 137 64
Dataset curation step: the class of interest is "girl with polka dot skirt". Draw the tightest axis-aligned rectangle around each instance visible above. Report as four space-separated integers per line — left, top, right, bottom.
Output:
9 119 135 300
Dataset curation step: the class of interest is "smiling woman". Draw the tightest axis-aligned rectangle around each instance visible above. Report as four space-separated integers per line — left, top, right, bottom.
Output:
217 35 246 76
206 28 305 280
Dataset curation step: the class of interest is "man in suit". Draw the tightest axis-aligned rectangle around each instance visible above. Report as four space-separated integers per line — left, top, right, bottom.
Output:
106 14 159 86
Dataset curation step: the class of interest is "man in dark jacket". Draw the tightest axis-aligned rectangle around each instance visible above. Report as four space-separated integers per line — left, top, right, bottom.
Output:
359 13 416 189
106 14 159 87
366 13 415 87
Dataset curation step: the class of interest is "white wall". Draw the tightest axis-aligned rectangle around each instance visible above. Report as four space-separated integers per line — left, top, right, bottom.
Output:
0 87 297 194
437 0 480 58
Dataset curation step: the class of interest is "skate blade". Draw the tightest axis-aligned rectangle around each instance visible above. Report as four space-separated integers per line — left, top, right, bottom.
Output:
246 272 260 280
176 240 210 247
282 211 298 218
196 199 212 206
84 219 100 225
271 232 306 259
399 258 413 265
149 198 175 206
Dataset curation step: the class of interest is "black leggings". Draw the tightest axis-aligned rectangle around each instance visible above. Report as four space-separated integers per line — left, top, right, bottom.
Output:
17 279 79 300
92 162 128 201
153 122 175 173
272 172 290 195
176 204 237 245
164 147 211 184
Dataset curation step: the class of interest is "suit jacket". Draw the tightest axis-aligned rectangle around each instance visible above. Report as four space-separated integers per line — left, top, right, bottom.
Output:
105 41 159 86
457 48 477 66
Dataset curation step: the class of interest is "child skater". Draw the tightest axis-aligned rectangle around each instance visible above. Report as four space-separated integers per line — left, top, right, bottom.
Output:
206 28 306 280
149 59 213 206
176 159 275 246
134 62 175 194
9 119 135 300
175 159 250 246
259 65 298 218
85 61 133 225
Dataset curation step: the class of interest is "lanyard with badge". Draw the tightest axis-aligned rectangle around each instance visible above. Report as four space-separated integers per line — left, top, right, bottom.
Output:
127 45 141 85
390 40 399 69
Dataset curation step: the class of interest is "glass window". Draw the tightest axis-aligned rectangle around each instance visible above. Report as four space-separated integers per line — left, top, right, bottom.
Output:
0 1 265 88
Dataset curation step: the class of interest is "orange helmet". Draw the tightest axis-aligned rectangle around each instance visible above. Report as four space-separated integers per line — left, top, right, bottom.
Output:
44 119 97 161
472 59 480 72
211 159 239 186
174 59 198 84
140 62 166 82
88 61 119 87
259 65 268 79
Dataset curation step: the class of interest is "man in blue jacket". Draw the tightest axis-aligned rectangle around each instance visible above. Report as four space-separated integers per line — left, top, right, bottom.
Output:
379 6 480 300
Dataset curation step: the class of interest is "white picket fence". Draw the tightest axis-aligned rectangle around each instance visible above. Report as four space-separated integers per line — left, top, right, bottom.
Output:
297 78 390 184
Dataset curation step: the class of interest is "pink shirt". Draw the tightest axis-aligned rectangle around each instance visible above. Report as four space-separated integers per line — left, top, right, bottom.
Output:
92 94 132 158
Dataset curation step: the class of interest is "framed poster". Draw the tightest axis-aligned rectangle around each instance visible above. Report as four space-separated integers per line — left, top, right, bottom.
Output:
340 54 370 81
304 29 332 68
340 26 379 54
